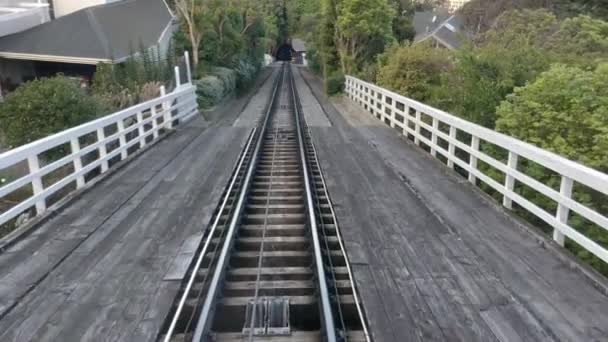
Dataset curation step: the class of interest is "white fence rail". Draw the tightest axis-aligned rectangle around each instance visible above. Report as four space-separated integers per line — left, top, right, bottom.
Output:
345 76 608 264
0 54 197 227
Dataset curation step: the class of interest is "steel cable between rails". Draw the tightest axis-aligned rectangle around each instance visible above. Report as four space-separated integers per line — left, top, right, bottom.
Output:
246 125 281 341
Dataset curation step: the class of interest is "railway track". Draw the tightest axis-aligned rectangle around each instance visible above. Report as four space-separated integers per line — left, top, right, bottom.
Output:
159 63 369 342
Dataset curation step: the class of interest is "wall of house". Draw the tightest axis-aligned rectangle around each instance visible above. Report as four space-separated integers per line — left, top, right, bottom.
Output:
52 0 121 18
0 1 50 37
157 21 177 58
0 58 35 86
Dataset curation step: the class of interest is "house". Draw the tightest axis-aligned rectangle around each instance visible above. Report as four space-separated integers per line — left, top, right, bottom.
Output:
413 10 467 50
291 38 307 65
0 0 50 36
0 0 175 92
0 0 51 96
446 0 471 13
50 0 123 18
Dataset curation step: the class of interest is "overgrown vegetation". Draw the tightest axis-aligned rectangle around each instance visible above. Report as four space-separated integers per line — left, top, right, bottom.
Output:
170 0 288 108
368 7 608 274
93 45 177 111
0 77 102 148
285 0 608 274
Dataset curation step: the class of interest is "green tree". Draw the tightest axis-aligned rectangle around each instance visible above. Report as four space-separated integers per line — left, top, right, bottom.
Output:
174 0 205 67
390 0 415 43
547 15 608 65
316 0 342 93
495 63 608 273
335 0 395 74
430 10 554 128
376 42 451 102
477 9 557 48
0 77 102 148
496 64 608 172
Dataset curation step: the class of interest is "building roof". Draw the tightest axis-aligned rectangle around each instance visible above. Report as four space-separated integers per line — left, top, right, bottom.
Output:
414 12 467 50
413 9 449 41
291 38 306 52
0 0 173 64
0 0 50 37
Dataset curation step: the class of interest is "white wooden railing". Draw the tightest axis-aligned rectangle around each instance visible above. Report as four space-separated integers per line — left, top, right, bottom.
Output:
0 53 197 227
345 76 608 264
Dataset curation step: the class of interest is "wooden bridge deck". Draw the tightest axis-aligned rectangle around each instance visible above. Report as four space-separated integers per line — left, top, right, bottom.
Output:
0 67 606 341
299 68 608 342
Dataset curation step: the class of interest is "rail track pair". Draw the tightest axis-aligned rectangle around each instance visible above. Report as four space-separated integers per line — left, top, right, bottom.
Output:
160 64 369 342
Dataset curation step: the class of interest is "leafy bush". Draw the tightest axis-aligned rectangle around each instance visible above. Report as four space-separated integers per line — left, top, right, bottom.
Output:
325 71 345 95
92 47 174 111
235 59 259 91
547 15 608 66
195 76 226 108
376 43 451 103
496 63 608 274
211 67 237 94
496 63 608 172
0 76 102 148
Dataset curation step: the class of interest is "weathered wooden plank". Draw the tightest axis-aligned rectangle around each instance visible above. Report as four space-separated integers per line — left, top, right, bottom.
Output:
350 264 397 342
303 66 608 342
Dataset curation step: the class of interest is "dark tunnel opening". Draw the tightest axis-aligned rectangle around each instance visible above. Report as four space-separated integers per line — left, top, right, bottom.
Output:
275 43 293 61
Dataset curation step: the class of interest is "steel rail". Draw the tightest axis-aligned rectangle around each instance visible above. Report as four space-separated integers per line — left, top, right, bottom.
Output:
191 65 285 341
246 125 280 340
307 127 372 342
162 127 257 342
295 67 371 341
289 66 338 342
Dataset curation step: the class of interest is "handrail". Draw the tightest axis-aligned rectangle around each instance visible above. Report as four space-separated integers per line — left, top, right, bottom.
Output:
0 54 196 227
345 75 608 264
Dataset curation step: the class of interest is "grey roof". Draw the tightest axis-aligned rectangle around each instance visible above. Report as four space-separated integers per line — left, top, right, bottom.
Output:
413 9 449 41
291 38 306 52
0 0 173 63
414 12 468 50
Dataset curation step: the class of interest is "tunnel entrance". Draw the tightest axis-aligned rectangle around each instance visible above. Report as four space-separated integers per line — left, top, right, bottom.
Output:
275 43 293 61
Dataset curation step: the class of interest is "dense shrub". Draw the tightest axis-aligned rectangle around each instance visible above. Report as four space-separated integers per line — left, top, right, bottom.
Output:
376 43 451 103
495 63 608 273
0 76 102 148
496 63 608 171
235 59 259 91
210 67 237 93
93 49 173 111
325 71 345 95
195 76 226 108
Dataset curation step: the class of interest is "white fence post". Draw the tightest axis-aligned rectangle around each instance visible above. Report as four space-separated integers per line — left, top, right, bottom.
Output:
174 66 181 88
469 136 479 184
151 105 159 139
70 138 85 188
27 155 46 215
414 111 421 146
161 86 173 130
117 119 128 160
136 111 146 149
447 126 457 169
185 51 192 84
96 128 109 173
503 151 519 209
431 118 438 157
554 176 573 246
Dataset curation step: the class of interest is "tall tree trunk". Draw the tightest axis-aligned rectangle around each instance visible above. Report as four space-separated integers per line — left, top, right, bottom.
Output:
192 41 200 68
190 30 200 67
